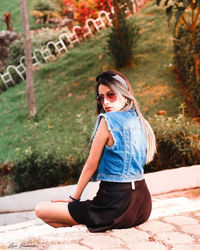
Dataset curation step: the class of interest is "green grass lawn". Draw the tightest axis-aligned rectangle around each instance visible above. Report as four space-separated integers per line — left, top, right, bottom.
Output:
0 1 186 164
0 0 35 32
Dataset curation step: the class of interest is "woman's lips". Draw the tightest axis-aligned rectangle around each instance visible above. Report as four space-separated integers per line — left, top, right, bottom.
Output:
105 107 112 112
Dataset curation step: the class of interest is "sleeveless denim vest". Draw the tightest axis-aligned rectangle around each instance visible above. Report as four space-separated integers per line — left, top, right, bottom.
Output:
92 109 147 182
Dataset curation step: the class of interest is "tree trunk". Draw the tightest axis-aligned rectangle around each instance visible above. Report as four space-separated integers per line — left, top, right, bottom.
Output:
20 0 37 117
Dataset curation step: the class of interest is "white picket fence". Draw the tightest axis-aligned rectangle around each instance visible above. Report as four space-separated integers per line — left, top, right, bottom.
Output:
0 0 148 89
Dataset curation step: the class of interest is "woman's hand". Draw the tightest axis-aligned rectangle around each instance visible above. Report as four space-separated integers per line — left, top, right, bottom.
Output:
51 198 72 203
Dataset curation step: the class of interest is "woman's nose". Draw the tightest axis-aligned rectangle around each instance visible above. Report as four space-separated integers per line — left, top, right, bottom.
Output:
104 97 110 105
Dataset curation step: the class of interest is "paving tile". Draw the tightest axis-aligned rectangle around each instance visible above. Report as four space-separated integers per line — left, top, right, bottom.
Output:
0 219 42 233
47 244 90 250
81 234 123 250
40 230 91 243
156 232 194 245
126 241 167 250
109 227 149 242
164 215 199 226
181 224 200 237
0 224 84 245
137 220 175 233
195 212 200 217
171 244 200 250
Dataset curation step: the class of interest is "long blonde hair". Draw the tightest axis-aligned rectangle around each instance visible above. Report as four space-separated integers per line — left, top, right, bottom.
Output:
96 70 157 164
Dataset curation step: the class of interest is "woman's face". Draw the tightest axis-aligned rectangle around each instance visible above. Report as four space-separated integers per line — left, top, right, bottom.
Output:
98 84 126 112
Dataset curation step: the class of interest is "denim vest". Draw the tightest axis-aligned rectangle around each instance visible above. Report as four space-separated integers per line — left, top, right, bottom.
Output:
92 109 147 182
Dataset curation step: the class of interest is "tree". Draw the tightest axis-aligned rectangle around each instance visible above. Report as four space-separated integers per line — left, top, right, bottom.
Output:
156 0 200 81
20 0 37 117
106 0 139 68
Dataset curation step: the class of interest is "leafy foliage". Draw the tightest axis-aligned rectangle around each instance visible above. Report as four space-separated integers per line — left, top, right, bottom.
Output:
156 0 200 111
107 16 139 68
106 0 139 68
62 0 112 27
156 0 200 30
13 150 83 193
145 114 200 172
31 0 59 23
8 27 69 66
174 24 200 112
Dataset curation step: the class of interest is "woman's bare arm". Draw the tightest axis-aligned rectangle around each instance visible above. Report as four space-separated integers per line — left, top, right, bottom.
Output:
71 117 110 200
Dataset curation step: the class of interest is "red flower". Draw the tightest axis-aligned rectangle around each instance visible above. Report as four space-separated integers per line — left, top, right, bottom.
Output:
4 12 11 30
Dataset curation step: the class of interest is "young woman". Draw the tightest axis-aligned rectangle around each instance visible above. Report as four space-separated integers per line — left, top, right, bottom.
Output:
35 70 156 232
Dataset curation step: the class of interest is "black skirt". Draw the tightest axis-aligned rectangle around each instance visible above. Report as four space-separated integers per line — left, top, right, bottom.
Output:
68 179 152 233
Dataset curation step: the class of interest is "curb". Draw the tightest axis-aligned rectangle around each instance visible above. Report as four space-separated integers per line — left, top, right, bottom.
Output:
145 165 200 195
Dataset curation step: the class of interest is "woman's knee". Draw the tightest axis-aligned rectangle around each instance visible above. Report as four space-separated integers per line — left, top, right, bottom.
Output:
35 201 49 219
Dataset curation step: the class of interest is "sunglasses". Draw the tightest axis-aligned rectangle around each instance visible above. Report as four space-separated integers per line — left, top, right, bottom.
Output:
97 91 117 105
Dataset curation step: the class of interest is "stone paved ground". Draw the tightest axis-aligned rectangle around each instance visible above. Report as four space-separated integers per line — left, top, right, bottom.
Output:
1 188 200 250
0 210 200 250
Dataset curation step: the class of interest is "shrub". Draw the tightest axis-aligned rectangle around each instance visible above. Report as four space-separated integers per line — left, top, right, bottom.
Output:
31 0 58 24
145 114 200 173
33 0 55 11
8 28 67 66
7 38 41 84
12 150 83 193
0 79 7 92
5 27 69 85
174 24 200 112
107 15 139 68
30 23 55 30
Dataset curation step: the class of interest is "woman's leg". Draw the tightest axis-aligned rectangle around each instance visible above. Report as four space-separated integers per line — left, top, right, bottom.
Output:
35 201 79 228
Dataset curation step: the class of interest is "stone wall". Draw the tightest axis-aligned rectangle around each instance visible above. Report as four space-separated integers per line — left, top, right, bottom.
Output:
0 30 18 72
